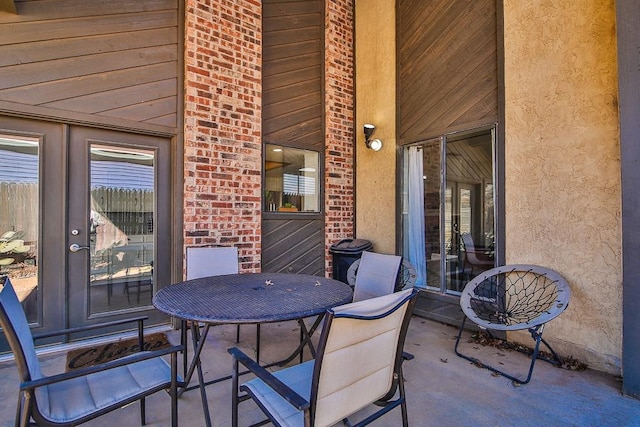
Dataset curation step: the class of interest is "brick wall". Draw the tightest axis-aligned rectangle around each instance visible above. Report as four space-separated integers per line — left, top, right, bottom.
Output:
183 0 262 272
183 0 354 276
324 0 356 274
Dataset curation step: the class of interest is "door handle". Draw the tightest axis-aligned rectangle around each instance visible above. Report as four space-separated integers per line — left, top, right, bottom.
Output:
69 243 90 253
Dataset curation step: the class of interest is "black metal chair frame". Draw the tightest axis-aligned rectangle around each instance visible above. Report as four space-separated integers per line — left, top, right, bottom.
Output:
454 264 571 384
0 276 183 426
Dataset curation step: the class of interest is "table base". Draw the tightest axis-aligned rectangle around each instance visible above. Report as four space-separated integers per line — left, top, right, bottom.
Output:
178 315 325 427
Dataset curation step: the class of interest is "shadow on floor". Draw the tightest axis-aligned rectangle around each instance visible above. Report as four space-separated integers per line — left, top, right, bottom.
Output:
0 316 639 426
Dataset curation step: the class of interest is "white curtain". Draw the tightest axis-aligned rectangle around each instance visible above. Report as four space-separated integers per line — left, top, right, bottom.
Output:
407 146 427 288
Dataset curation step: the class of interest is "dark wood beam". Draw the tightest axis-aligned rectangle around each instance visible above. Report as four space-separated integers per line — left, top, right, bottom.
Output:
618 0 640 399
0 0 17 14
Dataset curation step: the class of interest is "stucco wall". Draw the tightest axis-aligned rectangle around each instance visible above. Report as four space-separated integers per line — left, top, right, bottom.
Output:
503 0 621 373
354 0 397 254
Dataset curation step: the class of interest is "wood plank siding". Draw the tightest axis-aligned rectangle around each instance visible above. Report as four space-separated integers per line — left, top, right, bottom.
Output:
262 0 323 150
261 0 325 276
262 218 325 275
398 0 498 143
0 0 179 130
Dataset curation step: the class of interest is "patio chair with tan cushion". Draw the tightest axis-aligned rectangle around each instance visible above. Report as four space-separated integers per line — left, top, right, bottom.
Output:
346 252 417 299
347 251 417 361
229 288 419 427
185 245 254 346
347 251 404 302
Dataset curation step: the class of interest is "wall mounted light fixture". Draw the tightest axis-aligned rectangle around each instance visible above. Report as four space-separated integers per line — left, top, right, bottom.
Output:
363 123 383 151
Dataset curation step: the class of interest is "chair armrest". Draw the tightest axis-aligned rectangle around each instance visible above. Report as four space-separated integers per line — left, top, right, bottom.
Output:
20 344 184 391
228 347 310 411
33 316 148 341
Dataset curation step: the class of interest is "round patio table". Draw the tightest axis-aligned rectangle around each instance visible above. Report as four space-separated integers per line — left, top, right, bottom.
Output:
153 273 353 427
153 272 353 324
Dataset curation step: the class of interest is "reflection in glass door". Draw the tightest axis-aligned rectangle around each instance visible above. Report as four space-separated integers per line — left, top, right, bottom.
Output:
86 144 155 314
0 134 40 323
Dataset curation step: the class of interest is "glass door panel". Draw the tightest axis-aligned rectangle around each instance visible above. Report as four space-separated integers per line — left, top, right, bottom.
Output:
68 127 170 327
88 144 155 314
0 117 67 351
443 181 463 292
419 140 443 290
0 134 40 323
445 131 495 291
403 127 496 295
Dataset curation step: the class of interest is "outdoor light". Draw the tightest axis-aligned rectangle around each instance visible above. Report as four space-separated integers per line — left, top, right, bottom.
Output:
363 123 383 151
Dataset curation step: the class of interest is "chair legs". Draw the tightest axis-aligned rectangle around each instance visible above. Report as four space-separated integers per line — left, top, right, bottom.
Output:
398 367 409 427
349 391 407 426
141 351 179 427
140 397 146 425
341 368 408 427
16 391 29 427
454 316 562 385
256 324 261 361
231 355 240 427
235 324 262 362
170 350 178 427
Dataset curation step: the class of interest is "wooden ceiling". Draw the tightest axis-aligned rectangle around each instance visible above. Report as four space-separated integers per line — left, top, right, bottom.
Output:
446 132 493 182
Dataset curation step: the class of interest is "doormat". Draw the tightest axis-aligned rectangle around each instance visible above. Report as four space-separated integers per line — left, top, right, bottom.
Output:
66 332 171 371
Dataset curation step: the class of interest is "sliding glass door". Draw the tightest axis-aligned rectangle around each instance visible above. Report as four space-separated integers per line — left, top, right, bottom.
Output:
403 126 496 295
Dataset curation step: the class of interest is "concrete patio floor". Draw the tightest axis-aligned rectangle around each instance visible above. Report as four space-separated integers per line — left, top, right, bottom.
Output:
1 316 639 427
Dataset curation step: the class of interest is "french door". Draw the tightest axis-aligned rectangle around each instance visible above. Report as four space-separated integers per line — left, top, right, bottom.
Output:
0 117 171 349
67 127 171 329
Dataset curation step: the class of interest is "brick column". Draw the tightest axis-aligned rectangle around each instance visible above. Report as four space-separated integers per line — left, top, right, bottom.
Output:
324 0 356 275
183 0 262 273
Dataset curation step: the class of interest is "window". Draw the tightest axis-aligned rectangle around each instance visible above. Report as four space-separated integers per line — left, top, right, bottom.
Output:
264 144 320 213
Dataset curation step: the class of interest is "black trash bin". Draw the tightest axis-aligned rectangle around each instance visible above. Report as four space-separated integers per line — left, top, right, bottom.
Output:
330 238 373 284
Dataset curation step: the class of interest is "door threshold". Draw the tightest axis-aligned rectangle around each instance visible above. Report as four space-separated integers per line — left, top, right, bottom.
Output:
414 290 465 327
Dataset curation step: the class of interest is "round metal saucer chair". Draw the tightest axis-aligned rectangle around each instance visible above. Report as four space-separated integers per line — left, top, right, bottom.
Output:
454 264 571 384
